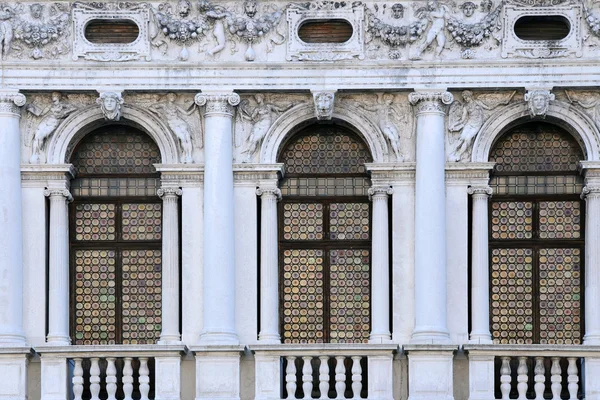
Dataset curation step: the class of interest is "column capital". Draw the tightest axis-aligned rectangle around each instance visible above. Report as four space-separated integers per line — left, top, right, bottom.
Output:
0 90 26 115
408 91 454 115
581 185 600 200
157 187 183 198
468 186 493 197
256 187 282 201
44 188 73 202
368 186 393 200
194 92 241 117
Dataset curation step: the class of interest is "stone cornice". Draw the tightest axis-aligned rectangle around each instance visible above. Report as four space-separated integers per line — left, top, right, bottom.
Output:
233 163 284 184
21 164 76 184
446 162 494 184
366 163 416 185
154 164 204 186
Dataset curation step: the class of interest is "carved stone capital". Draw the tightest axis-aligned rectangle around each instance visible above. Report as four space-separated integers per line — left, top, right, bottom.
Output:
195 92 241 116
97 91 124 121
581 185 600 200
311 90 337 120
409 91 454 115
467 186 493 197
368 186 394 200
524 89 554 119
256 187 282 201
0 90 27 115
157 187 183 198
44 188 73 202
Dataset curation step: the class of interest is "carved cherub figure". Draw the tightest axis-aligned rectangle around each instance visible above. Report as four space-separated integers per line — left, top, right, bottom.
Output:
26 92 78 164
391 3 404 19
240 94 293 162
411 0 450 59
97 92 124 121
460 1 477 17
199 0 230 56
0 4 14 59
448 90 515 162
149 93 197 163
30 3 44 19
480 0 493 13
525 90 554 118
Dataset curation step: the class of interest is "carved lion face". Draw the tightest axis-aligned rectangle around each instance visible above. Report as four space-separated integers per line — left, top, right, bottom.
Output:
316 93 334 117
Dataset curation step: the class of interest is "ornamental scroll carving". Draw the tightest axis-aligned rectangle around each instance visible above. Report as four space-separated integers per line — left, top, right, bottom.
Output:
409 91 454 114
195 92 241 116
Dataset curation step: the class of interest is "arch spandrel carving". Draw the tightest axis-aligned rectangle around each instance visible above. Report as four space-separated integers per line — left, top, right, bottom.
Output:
46 103 180 165
259 102 391 164
471 100 600 163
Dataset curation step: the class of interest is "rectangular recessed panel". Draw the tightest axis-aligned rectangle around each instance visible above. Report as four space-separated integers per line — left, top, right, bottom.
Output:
282 249 324 343
539 248 582 344
282 203 323 240
490 201 533 240
121 249 162 344
74 249 117 345
538 201 581 239
74 203 116 241
329 249 370 343
121 203 162 241
329 203 370 240
490 248 534 344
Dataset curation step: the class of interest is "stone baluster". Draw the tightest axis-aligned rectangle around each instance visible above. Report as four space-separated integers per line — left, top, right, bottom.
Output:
286 357 297 399
534 357 545 400
319 356 329 399
139 357 150 400
335 356 346 398
90 358 101 400
517 357 528 400
45 188 73 345
468 186 493 343
551 357 562 400
351 356 362 399
582 185 600 344
500 357 512 400
72 358 84 400
567 357 579 400
302 357 313 399
157 187 183 344
368 186 393 343
123 357 134 400
195 92 241 345
106 358 117 400
257 186 282 344
0 90 27 345
408 91 454 343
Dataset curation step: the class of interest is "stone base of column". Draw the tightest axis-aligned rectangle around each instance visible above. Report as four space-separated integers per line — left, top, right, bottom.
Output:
468 331 493 345
410 327 451 344
0 349 31 400
584 333 600 345
404 345 458 400
369 332 393 344
158 334 183 345
257 332 280 344
198 330 240 345
45 333 70 346
191 346 245 400
0 331 27 346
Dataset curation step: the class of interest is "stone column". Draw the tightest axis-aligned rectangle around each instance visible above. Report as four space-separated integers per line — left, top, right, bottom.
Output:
468 186 493 344
158 187 183 344
582 185 600 345
257 186 281 344
408 91 453 344
0 90 26 345
45 188 72 345
195 92 240 345
369 186 393 343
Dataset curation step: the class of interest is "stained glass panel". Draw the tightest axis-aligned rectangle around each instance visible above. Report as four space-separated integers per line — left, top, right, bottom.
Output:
538 248 582 344
71 177 160 197
490 201 533 240
330 203 370 240
282 249 324 344
279 177 371 197
329 249 370 343
71 129 161 176
74 249 117 345
122 203 163 241
490 248 534 344
282 203 323 241
539 201 581 239
121 249 162 344
74 203 116 241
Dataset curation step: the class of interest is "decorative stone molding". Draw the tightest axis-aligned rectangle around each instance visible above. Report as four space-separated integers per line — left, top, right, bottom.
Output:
195 92 241 116
256 186 281 201
286 1 364 61
524 89 554 118
467 185 493 197
0 90 26 115
501 4 583 59
96 91 124 121
43 188 73 202
311 90 336 120
72 1 152 61
581 185 600 200
409 91 454 115
157 187 183 198
368 185 394 200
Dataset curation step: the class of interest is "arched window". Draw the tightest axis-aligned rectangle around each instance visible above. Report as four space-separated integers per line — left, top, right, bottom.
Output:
488 122 584 344
69 126 162 345
278 125 373 344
